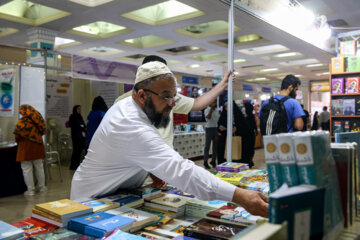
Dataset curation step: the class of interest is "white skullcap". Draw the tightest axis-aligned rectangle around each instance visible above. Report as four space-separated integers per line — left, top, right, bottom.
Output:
135 61 172 84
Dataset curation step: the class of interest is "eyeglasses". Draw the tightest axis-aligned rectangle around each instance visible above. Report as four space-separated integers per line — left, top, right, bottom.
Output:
143 89 180 105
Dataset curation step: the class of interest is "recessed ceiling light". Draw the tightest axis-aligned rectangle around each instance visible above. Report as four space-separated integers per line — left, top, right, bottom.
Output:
122 0 204 26
0 0 70 26
316 72 330 76
280 58 319 66
68 21 132 39
118 35 175 49
275 52 299 58
255 77 267 80
188 53 226 61
189 64 200 68
175 20 240 38
260 68 279 72
294 74 302 77
0 27 18 38
78 46 123 56
238 44 289 55
159 45 205 56
68 0 113 7
306 63 324 68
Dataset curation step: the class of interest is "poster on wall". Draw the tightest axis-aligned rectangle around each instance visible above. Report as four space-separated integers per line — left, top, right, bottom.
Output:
0 68 15 117
91 81 119 108
46 76 73 128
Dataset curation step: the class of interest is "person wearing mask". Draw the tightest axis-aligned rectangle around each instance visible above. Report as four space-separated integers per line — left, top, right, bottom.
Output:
69 105 86 170
14 104 47 196
203 100 220 169
319 106 330 131
87 96 108 146
71 62 268 218
311 111 320 130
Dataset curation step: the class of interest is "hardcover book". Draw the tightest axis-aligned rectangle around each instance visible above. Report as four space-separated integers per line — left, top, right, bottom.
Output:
34 199 92 221
343 99 355 115
277 134 299 187
28 228 96 240
148 193 190 211
331 78 345 94
0 220 24 240
127 185 162 199
11 217 57 238
269 184 325 240
215 162 249 172
183 218 247 240
346 77 360 93
331 99 343 115
263 135 283 193
165 188 195 198
100 193 143 208
80 199 120 212
67 212 135 238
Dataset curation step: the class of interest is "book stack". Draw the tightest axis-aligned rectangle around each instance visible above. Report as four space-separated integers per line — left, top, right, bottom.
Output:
263 135 283 193
11 217 57 238
28 228 96 240
100 193 144 208
144 193 190 217
238 169 270 196
106 206 159 232
31 199 93 227
185 198 227 218
67 212 135 238
215 162 249 172
143 218 193 238
79 199 120 212
205 205 265 226
0 220 24 240
127 185 162 200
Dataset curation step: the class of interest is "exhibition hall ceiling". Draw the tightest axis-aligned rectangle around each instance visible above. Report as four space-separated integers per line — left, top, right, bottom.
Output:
0 0 359 85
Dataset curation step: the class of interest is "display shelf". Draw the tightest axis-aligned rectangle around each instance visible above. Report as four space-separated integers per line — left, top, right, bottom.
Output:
331 115 360 118
331 71 360 76
331 93 360 97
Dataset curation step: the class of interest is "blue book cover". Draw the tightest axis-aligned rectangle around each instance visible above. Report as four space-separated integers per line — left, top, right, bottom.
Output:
263 135 283 193
0 220 24 240
276 134 299 187
172 235 200 240
166 188 195 198
68 212 134 238
103 229 147 240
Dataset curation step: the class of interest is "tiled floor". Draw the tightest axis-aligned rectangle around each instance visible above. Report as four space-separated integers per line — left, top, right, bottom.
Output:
0 148 266 224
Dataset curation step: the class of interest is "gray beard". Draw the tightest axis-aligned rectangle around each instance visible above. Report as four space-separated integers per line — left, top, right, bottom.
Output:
143 96 171 129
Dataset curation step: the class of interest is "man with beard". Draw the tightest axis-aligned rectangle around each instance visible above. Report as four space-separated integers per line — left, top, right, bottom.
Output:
70 61 268 218
258 74 304 133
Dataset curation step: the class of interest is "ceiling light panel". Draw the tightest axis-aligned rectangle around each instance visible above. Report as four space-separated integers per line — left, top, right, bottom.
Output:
0 27 18 38
158 45 205 56
262 52 303 61
78 46 123 56
0 0 70 26
122 1 204 26
279 58 319 66
68 21 132 39
211 34 268 47
54 37 82 49
117 35 175 49
238 44 289 55
188 53 226 62
68 0 113 7
212 58 247 66
175 20 240 38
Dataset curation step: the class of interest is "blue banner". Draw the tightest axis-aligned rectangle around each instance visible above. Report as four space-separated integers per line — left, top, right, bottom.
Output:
262 87 271 93
182 76 198 84
243 84 253 91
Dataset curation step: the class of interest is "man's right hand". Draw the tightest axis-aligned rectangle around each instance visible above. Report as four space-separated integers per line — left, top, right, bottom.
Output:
232 187 268 218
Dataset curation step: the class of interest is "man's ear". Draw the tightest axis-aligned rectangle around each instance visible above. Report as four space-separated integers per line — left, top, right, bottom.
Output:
137 89 147 105
288 85 294 92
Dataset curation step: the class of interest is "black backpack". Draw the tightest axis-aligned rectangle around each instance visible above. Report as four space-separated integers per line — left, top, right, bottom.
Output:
260 96 290 135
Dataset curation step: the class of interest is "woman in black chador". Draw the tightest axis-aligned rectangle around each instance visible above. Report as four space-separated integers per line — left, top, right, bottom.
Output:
240 102 257 168
69 105 86 170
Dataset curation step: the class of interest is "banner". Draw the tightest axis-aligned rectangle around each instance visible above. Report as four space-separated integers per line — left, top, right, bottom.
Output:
91 81 119 108
72 55 137 84
0 68 15 117
46 76 73 128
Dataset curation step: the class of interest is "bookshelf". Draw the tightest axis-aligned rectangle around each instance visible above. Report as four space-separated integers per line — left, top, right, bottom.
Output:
330 65 360 138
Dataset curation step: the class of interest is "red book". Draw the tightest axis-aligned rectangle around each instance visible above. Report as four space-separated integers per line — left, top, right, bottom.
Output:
11 217 57 238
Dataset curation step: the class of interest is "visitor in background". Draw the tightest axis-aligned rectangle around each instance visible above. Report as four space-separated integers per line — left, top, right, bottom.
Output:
301 104 310 131
319 106 330 131
203 100 219 169
87 96 108 146
14 104 47 196
311 111 320 130
240 102 257 168
69 105 86 170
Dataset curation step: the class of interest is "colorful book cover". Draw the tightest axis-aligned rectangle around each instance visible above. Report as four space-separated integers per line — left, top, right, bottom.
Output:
183 218 247 240
346 77 360 93
165 188 195 198
347 56 360 72
103 229 147 240
333 121 343 136
136 206 178 218
355 98 360 115
332 78 344 94
276 134 299 187
101 193 141 205
128 185 162 199
263 135 283 193
80 199 119 212
344 121 350 132
149 193 190 209
34 199 92 221
215 162 249 172
11 217 57 238
215 172 248 186
0 220 24 240
28 228 96 240
350 120 360 132
136 231 171 240
67 212 135 238
269 185 325 240
144 219 193 238
331 99 343 115
343 99 355 115
238 169 269 195
331 57 345 73
206 205 262 225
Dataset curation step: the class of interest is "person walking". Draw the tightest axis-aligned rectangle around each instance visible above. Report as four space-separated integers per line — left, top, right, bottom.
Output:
319 106 330 131
240 102 257 168
311 111 320 130
203 100 219 169
69 105 86 170
87 96 108 146
14 104 47 196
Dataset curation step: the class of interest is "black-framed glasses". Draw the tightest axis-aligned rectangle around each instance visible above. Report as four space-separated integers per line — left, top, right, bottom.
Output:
143 89 180 105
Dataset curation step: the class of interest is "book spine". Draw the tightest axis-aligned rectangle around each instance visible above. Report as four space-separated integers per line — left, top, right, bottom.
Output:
293 135 316 185
263 136 283 193
277 134 299 187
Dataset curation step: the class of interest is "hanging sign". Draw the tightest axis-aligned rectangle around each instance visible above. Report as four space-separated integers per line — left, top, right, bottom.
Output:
262 87 271 93
0 68 15 117
243 84 254 91
182 76 199 85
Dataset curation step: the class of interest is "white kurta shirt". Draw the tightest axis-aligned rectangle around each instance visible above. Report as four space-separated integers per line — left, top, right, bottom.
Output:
70 97 235 200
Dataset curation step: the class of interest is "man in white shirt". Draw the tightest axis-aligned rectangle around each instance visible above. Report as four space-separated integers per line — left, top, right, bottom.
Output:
71 61 268 217
203 100 220 169
319 106 330 130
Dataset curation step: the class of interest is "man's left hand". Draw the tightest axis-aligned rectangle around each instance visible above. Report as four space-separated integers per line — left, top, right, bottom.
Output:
150 173 167 189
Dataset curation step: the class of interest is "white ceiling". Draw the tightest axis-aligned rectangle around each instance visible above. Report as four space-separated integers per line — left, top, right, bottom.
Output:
0 0 359 85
